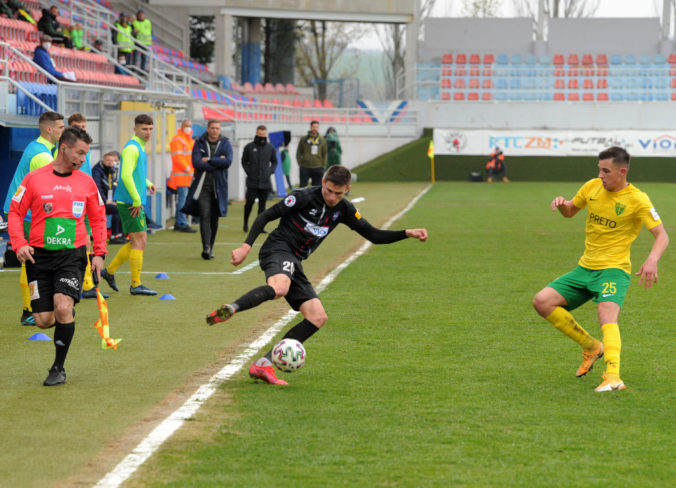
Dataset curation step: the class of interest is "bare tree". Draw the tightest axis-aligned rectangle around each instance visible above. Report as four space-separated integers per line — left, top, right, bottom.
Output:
295 20 362 100
463 0 502 17
374 0 437 99
513 0 600 18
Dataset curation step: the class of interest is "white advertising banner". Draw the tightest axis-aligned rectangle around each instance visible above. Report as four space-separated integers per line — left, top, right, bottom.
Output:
434 129 676 157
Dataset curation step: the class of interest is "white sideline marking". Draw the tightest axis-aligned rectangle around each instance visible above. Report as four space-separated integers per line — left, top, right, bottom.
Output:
93 185 431 488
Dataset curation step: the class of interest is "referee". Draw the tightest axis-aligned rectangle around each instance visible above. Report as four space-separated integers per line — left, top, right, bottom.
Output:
8 127 107 386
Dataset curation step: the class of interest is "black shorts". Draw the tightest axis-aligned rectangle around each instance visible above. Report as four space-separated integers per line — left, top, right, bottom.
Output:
25 246 87 313
259 241 318 311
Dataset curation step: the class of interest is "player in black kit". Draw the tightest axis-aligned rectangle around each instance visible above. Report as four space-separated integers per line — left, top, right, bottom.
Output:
206 164 428 385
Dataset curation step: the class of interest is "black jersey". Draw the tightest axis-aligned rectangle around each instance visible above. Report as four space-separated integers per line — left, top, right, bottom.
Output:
245 186 407 261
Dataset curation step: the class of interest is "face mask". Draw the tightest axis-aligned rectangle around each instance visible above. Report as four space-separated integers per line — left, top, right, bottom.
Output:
183 127 192 135
254 135 266 144
42 42 52 50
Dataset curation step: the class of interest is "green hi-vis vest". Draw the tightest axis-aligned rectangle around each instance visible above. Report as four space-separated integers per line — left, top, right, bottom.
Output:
117 24 134 52
133 19 152 46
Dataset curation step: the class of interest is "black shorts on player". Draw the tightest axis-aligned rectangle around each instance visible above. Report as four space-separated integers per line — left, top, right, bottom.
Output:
25 246 87 313
259 241 318 311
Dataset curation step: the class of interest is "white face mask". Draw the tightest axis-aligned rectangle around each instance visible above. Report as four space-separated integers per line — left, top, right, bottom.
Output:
42 42 52 50
183 127 192 135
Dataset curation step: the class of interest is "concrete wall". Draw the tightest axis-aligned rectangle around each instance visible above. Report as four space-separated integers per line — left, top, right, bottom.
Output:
548 18 661 55
420 101 676 130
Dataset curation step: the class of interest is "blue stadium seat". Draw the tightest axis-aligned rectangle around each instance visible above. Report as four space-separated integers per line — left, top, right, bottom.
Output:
509 78 521 89
654 77 668 89
496 54 509 65
655 92 669 101
525 54 537 65
653 53 667 64
510 54 522 65
493 92 508 101
538 55 551 65
625 92 639 101
609 92 625 101
496 78 509 90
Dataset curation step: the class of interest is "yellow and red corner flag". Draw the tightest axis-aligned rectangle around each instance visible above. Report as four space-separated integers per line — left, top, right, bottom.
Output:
427 139 435 159
94 287 122 350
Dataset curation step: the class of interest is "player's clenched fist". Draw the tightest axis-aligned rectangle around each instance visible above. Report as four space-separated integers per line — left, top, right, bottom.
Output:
406 228 428 242
231 244 251 266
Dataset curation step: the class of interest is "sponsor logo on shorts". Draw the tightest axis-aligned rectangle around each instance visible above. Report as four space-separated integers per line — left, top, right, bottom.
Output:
12 185 26 203
59 277 80 289
43 202 53 213
284 195 296 207
602 293 614 298
29 280 40 300
72 201 85 218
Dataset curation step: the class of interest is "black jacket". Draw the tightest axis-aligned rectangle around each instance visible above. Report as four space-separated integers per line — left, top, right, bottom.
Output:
37 8 62 37
189 133 233 217
241 137 277 190
91 162 118 201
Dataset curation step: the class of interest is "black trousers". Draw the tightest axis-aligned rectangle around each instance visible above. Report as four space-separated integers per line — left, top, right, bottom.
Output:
244 188 269 226
299 166 323 187
197 190 220 250
105 203 122 235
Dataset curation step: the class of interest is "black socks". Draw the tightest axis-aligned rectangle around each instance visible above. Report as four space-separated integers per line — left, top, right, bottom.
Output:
53 321 75 370
233 285 276 312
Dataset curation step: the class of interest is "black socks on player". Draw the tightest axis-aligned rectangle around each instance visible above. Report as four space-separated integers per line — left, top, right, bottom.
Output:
53 321 75 370
264 319 320 361
233 285 276 312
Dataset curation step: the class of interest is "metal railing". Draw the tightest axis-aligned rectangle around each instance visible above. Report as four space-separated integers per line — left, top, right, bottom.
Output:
112 0 186 54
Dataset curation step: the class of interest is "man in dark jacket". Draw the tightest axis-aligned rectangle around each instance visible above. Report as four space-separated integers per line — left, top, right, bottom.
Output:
190 120 233 260
92 151 124 243
296 120 327 187
241 125 277 233
37 6 71 48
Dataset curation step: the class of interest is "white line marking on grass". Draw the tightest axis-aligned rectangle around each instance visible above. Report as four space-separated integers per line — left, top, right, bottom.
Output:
93 185 431 488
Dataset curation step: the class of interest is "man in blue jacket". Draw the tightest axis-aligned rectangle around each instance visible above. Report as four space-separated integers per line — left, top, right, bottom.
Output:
190 120 233 259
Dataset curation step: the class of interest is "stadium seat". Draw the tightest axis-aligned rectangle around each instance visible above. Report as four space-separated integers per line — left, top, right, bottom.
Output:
554 79 565 90
453 92 465 100
582 54 593 66
482 79 493 89
481 92 492 101
469 78 480 89
469 54 480 65
456 54 467 64
597 79 608 89
553 54 565 66
468 92 479 100
596 54 609 66
441 91 450 100
454 67 467 77
441 78 451 89
510 54 522 65
583 79 594 89
655 92 669 101
322 99 334 108
442 53 453 64
442 67 452 76
454 78 466 89
668 53 676 65
597 92 609 101
553 92 565 101
469 67 480 77
567 54 579 66
568 79 579 89
582 92 594 101
496 54 508 65
568 92 579 101
539 55 551 65
483 54 495 65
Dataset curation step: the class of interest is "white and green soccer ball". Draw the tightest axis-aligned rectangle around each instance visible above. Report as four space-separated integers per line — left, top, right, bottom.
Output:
271 339 306 372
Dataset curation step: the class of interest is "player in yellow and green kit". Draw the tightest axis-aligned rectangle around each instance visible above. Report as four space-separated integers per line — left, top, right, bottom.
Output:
533 146 669 392
99 114 158 295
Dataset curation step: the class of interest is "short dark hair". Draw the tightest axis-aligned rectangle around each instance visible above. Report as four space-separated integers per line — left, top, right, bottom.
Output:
324 165 351 186
59 126 92 148
207 119 221 127
103 151 119 159
310 120 319 126
256 125 267 132
135 114 153 126
67 112 86 125
598 146 630 168
38 111 63 125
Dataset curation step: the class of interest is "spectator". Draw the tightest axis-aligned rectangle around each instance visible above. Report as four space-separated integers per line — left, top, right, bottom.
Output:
68 23 84 50
91 39 103 52
92 152 125 244
37 6 72 49
168 120 196 233
132 9 152 72
486 146 509 183
0 0 14 18
115 14 134 66
188 119 233 260
33 35 76 82
241 125 277 233
296 120 327 187
325 127 342 167
281 143 293 192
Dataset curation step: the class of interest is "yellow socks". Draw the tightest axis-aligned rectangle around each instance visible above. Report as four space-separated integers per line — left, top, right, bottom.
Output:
545 307 598 351
20 264 31 311
601 323 621 376
129 249 143 287
107 242 131 274
83 254 94 291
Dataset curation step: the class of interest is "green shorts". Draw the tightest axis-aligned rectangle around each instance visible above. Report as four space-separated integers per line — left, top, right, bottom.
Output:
117 202 147 233
548 266 631 311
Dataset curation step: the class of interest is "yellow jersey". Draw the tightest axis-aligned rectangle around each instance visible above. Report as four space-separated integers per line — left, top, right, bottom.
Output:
572 178 661 273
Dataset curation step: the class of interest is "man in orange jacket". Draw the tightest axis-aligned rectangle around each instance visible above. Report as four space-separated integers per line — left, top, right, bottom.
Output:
169 120 197 232
486 146 509 183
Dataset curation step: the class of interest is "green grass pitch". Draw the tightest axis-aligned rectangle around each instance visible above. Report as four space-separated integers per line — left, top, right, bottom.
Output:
1 181 675 487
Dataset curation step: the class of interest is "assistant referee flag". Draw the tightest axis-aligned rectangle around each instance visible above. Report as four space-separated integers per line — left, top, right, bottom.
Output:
427 139 434 159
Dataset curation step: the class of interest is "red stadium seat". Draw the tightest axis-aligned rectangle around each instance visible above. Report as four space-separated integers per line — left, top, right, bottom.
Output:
469 67 480 77
442 67 452 76
553 92 565 101
582 92 594 101
442 53 453 64
481 92 492 101
482 79 493 89
581 54 593 66
454 78 466 89
583 79 594 89
568 92 580 101
441 78 451 89
469 78 480 89
323 99 334 108
597 93 609 101
483 54 495 65
454 68 467 77
455 53 467 64
567 54 579 66
596 54 608 66
671 79 676 89
597 79 608 89
668 53 676 64
482 68 492 77
553 54 565 66
469 54 480 65
468 92 479 100
453 92 465 100
441 92 450 100
568 79 579 89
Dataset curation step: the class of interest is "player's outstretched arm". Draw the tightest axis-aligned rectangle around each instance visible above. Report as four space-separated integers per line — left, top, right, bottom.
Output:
551 196 580 218
405 228 428 242
636 224 669 289
231 243 251 266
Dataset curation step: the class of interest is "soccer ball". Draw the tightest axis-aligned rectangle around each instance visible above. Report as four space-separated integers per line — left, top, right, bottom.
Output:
271 339 306 372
